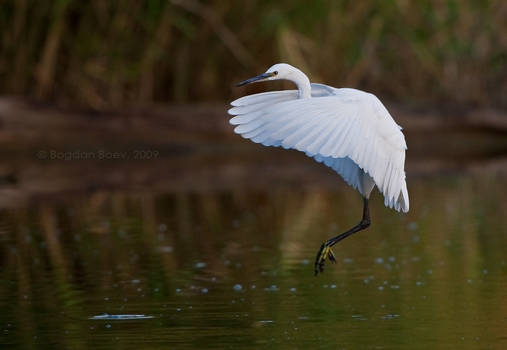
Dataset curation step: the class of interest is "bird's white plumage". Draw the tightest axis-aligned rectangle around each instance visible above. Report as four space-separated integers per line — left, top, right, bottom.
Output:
229 69 409 213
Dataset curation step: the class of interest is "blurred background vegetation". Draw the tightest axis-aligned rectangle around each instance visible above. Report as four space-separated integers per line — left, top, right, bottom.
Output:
1 2 507 348
0 0 506 109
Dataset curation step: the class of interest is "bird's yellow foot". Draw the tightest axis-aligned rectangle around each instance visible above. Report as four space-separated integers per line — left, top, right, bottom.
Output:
314 242 336 275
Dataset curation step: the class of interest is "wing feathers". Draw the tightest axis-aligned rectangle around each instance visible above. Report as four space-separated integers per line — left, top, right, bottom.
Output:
295 120 329 152
234 118 265 134
229 89 409 212
229 110 263 125
230 90 298 107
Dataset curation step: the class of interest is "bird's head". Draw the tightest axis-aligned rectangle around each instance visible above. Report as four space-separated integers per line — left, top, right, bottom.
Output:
236 63 297 87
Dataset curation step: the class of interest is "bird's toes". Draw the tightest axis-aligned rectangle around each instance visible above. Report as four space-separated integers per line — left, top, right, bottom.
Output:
328 248 336 263
314 259 325 275
319 261 325 273
314 258 323 275
314 242 332 276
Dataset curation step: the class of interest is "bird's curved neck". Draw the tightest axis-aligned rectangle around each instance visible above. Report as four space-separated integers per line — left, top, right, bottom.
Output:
289 69 311 99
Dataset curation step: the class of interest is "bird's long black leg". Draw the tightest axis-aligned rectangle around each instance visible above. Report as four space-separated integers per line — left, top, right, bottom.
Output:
314 197 371 275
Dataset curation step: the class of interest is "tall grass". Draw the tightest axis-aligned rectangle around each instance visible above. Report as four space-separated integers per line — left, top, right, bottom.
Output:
0 0 505 109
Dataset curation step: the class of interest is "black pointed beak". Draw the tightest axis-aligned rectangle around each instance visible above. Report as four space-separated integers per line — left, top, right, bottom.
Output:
236 72 275 87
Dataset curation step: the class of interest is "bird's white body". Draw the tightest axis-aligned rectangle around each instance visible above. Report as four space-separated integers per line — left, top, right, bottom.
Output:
229 63 409 213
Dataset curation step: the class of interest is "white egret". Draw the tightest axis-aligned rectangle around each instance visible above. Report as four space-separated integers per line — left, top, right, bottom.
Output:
228 63 409 275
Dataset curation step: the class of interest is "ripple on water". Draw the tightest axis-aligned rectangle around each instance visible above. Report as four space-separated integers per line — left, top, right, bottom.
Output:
381 314 400 320
89 314 155 320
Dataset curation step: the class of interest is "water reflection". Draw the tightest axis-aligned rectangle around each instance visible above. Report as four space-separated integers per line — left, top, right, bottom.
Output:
0 174 506 349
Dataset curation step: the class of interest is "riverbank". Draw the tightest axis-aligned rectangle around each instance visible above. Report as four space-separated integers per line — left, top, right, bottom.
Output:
0 97 506 208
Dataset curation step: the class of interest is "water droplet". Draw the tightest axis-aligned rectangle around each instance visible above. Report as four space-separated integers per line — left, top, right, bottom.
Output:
378 286 384 291
407 222 418 231
105 324 111 329
264 285 279 292
201 288 208 294
158 246 173 253
290 287 297 292
375 257 384 264
352 314 367 321
257 320 274 324
382 314 400 319
233 284 243 292
195 262 206 269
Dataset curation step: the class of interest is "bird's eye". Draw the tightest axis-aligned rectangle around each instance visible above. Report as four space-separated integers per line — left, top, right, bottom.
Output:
273 71 278 75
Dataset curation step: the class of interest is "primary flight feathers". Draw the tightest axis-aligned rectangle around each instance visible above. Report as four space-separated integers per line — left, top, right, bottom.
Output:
228 85 409 213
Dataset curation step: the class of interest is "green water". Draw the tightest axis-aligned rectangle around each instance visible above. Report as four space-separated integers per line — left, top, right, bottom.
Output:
0 174 506 349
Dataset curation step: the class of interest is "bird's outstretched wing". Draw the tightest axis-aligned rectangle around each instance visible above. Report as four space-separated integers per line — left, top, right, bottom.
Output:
228 87 409 212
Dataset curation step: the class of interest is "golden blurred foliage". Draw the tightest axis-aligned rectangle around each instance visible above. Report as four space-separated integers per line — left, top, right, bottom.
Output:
0 0 506 109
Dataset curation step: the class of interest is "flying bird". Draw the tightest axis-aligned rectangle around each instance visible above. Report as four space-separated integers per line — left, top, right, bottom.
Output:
228 63 409 275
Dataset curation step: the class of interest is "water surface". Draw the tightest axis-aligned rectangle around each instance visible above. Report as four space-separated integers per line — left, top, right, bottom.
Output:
0 170 506 349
